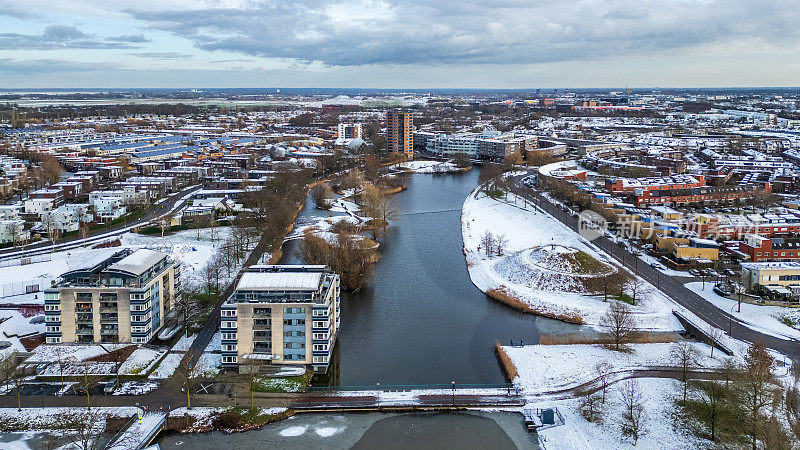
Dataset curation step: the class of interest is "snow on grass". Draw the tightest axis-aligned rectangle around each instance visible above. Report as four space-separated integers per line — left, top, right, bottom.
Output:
535 378 709 450
461 189 682 331
149 353 184 380
118 347 166 375
503 342 730 394
192 353 221 378
205 331 221 353
120 227 233 287
0 406 138 430
25 344 131 364
0 310 44 354
171 333 197 352
392 160 459 173
686 281 800 340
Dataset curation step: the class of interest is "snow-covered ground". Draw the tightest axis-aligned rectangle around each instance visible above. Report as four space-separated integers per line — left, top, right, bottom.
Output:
192 352 221 378
535 378 709 450
0 309 44 357
686 281 800 340
118 347 166 375
171 333 197 352
392 160 459 173
461 189 683 331
25 343 131 364
149 353 184 380
502 342 730 394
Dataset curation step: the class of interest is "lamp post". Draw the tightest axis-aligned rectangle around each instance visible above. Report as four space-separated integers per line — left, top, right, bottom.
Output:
451 381 455 406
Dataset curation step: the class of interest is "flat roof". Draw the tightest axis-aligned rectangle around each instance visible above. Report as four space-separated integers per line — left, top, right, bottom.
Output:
236 271 323 291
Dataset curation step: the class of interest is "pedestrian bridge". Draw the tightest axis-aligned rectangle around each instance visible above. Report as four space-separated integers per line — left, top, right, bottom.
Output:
108 411 167 450
289 383 524 410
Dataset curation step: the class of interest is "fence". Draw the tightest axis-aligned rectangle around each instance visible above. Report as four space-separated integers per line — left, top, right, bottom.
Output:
1 278 51 298
0 253 51 267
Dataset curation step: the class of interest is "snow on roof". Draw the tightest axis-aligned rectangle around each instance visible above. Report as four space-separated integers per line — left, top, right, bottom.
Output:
107 249 166 276
64 247 126 274
236 271 323 291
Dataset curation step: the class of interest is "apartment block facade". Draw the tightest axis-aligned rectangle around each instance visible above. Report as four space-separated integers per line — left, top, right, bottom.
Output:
386 111 413 158
44 248 180 344
220 265 340 373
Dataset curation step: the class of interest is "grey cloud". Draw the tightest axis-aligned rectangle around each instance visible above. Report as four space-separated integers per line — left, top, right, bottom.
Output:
128 52 191 59
0 25 145 50
0 58 118 74
0 4 37 19
109 34 151 43
127 0 800 66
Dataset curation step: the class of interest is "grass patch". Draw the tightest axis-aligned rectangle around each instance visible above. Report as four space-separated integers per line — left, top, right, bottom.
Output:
494 341 518 381
569 251 608 274
611 292 636 305
253 371 312 393
486 287 584 324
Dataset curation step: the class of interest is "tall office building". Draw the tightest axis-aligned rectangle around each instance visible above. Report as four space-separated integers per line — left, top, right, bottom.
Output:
386 111 413 158
220 265 341 373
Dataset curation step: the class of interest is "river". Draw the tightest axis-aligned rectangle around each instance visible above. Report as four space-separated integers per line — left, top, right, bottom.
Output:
280 169 583 386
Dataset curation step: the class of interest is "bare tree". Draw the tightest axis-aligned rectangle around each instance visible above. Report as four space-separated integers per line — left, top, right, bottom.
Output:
691 380 726 442
706 326 725 358
595 360 613 403
361 183 399 236
495 233 509 256
741 342 775 450
599 302 636 351
579 389 603 423
480 230 496 257
625 278 650 305
670 341 700 406
619 379 646 444
310 183 333 210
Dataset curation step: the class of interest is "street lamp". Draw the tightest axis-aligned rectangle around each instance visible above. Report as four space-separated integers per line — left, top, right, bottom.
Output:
451 381 455 406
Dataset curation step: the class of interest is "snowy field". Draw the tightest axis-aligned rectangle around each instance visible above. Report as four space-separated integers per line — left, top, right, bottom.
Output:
534 378 709 450
171 333 197 352
461 189 683 331
0 227 234 307
502 342 729 395
392 160 459 173
192 352 221 378
118 347 166 375
149 353 184 380
686 281 800 340
0 310 44 358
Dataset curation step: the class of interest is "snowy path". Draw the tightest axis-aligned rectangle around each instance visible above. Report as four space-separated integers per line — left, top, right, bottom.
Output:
109 411 166 450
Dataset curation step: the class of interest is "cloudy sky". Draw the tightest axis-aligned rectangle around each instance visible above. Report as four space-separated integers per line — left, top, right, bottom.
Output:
1 0 798 88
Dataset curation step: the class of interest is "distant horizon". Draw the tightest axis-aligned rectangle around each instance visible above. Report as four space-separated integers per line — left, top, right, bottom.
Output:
3 86 800 93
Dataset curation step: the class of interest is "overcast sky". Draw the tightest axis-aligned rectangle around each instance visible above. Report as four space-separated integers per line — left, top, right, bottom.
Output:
1 0 798 89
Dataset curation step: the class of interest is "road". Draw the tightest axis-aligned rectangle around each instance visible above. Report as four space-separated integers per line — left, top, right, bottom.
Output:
0 184 201 260
510 173 800 361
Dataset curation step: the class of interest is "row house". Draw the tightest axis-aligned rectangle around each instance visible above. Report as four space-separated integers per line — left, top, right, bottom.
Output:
634 182 771 207
739 234 800 262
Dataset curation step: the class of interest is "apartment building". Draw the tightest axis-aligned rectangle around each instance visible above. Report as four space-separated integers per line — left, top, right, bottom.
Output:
44 248 180 344
741 261 800 295
386 111 413 158
220 265 340 374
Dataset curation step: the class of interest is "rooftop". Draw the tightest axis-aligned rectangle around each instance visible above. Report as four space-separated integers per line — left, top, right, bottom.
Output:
107 249 167 276
236 271 324 291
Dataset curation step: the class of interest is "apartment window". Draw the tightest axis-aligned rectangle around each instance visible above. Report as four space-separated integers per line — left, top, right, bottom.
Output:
222 333 237 341
222 344 237 352
222 321 237 329
312 333 329 340
46 326 61 333
44 304 60 312
313 321 328 328
221 309 236 317
313 343 328 352
312 309 328 317
46 337 61 344
313 356 329 364
222 356 238 364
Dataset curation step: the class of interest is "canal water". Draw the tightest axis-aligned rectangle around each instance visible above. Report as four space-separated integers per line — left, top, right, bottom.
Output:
281 169 583 386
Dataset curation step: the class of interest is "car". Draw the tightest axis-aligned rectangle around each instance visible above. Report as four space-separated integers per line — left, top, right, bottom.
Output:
688 269 701 276
649 262 662 269
632 250 643 256
706 269 719 277
103 380 118 395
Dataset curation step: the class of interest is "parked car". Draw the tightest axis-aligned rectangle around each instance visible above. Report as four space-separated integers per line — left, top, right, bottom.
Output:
689 269 701 276
706 269 719 277
103 380 118 395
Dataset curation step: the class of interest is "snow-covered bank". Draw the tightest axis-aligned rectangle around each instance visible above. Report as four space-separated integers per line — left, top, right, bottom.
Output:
502 342 728 395
392 160 462 173
685 281 800 341
461 188 682 331
534 378 708 450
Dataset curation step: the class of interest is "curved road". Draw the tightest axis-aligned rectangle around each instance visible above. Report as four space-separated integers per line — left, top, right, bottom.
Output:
511 173 800 361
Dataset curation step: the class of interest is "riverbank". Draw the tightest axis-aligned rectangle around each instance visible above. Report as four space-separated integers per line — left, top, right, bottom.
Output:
460 186 683 331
